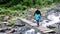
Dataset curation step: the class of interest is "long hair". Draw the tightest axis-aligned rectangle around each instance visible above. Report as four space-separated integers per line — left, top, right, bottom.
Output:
34 9 41 16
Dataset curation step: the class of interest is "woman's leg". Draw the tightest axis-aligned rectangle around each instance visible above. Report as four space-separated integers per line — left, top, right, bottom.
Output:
36 20 39 27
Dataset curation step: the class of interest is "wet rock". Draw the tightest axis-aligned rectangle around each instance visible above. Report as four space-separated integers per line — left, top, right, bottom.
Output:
19 26 31 34
24 29 36 34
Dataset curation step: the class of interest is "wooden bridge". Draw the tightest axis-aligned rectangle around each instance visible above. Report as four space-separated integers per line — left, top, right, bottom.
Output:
20 18 56 34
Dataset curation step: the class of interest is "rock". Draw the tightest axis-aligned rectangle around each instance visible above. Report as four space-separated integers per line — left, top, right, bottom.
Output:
14 18 25 27
31 19 36 23
0 22 11 27
0 28 8 32
41 6 60 28
0 33 6 34
3 16 10 22
26 15 33 20
13 32 20 34
47 25 56 29
12 13 19 16
24 29 36 34
0 23 6 28
7 29 15 34
19 26 31 34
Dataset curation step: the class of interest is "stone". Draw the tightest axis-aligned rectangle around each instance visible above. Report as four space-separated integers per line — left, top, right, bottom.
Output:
14 18 25 27
31 19 36 23
7 29 15 34
12 13 19 16
3 16 10 22
24 29 36 34
0 33 6 34
47 25 56 29
26 15 33 20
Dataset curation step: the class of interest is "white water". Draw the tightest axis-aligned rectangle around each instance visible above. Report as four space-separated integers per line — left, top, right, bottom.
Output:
24 29 41 34
42 13 60 27
37 32 41 34
24 29 36 34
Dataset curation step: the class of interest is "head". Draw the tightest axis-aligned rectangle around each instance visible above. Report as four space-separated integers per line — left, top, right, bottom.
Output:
36 9 41 15
36 9 41 12
36 9 39 11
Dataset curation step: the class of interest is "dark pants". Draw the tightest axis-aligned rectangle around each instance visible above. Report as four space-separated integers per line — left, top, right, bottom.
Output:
36 20 39 27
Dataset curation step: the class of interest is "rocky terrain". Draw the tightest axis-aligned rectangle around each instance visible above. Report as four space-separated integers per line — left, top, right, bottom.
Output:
0 6 60 34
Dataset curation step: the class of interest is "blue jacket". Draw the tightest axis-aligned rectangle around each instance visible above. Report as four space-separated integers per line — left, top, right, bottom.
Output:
35 14 41 20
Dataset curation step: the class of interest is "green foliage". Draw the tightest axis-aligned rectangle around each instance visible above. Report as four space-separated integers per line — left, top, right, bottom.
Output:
53 0 60 3
0 15 4 21
10 4 27 10
0 0 10 4
0 0 55 8
0 0 59 19
0 0 20 7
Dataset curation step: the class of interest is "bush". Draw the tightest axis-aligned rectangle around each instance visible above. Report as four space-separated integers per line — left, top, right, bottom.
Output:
10 5 27 10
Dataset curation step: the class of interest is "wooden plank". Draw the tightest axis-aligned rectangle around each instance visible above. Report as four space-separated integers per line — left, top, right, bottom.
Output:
36 26 54 33
20 18 55 34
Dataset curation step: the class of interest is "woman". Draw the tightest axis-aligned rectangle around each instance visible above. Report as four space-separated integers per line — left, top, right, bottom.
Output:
34 9 41 27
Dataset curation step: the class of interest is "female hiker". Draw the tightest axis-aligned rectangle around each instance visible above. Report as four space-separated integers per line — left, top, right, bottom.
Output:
34 9 41 27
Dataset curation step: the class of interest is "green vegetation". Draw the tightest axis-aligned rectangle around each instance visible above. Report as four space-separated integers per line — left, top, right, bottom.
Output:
0 0 60 21
0 0 60 8
0 0 60 29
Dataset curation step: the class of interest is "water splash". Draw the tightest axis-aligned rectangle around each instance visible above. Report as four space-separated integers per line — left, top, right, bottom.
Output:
42 12 60 27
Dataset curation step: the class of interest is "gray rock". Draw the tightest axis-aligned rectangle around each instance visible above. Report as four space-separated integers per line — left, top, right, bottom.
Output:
26 15 33 20
14 18 25 26
3 16 10 22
